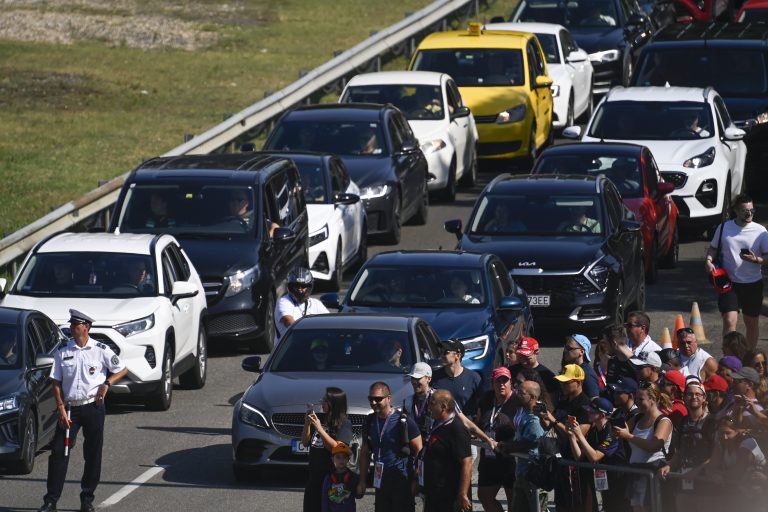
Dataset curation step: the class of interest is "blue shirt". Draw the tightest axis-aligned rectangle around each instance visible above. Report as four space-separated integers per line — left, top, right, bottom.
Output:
432 367 482 415
364 410 420 477
580 362 601 399
513 409 545 476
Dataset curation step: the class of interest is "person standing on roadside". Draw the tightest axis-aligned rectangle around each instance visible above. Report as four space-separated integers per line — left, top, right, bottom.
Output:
508 336 559 396
562 334 601 399
603 325 637 386
432 339 481 416
38 309 127 512
356 382 422 512
404 362 435 440
625 312 662 356
705 194 768 350
321 442 359 512
677 328 717 381
418 389 473 512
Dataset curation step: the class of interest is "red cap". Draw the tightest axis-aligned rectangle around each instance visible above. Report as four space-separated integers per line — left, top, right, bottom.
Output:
492 366 512 381
704 374 729 394
663 370 686 393
516 337 539 357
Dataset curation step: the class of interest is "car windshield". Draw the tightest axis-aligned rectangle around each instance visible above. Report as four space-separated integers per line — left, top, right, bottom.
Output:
116 184 259 238
535 153 643 198
470 194 604 235
342 85 445 121
0 324 19 369
349 267 486 307
269 328 414 373
295 161 329 204
515 0 620 28
588 101 714 140
266 121 387 156
412 49 525 87
535 33 561 63
13 252 157 298
634 48 768 97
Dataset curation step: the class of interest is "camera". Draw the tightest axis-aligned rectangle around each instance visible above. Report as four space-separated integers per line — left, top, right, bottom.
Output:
533 400 547 413
735 395 748 407
306 402 315 414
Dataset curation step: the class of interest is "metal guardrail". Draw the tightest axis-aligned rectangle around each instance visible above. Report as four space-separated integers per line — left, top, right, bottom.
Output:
0 0 490 277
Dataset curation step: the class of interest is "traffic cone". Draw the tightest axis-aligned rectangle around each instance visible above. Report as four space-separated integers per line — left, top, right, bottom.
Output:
659 327 672 349
689 301 710 344
673 314 685 350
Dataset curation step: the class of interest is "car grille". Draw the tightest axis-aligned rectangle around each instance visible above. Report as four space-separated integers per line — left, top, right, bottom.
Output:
515 274 597 299
201 276 225 304
478 141 522 156
271 413 367 438
207 313 258 335
661 172 688 189
473 114 498 124
89 333 120 355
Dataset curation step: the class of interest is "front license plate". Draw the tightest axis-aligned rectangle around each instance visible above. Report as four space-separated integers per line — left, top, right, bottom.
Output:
529 295 550 307
291 439 309 454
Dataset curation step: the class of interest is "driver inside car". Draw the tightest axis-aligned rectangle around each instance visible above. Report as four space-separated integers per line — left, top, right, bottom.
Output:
558 205 601 233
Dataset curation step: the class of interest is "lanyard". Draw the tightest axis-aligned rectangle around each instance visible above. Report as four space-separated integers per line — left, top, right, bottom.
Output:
413 389 432 422
420 415 454 460
490 396 511 430
596 364 607 387
375 410 394 459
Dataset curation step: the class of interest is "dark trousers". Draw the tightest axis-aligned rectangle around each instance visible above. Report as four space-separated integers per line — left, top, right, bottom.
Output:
374 470 414 512
44 402 105 506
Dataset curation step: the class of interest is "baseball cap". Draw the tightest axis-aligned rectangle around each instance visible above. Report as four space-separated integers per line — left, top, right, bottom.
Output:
555 364 585 382
662 370 686 393
332 442 352 457
719 356 743 372
570 334 592 362
685 375 705 394
610 377 639 394
310 339 328 351
704 374 729 394
732 366 761 385
629 351 662 370
584 397 614 415
408 362 432 379
442 339 465 356
516 337 539 357
492 366 512 381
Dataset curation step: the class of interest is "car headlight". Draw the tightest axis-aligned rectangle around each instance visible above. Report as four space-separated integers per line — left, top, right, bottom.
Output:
420 139 447 155
309 225 329 247
239 402 270 429
225 267 258 297
460 334 490 360
496 105 526 124
589 50 620 64
114 314 155 338
756 112 768 124
550 84 560 97
360 184 389 199
586 259 610 291
683 147 715 168
0 395 19 413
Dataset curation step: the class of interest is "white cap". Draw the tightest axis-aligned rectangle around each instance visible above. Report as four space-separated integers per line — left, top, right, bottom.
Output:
408 362 432 379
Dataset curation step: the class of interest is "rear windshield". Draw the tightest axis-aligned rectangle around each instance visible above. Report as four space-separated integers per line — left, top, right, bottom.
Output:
634 48 768 96
535 153 643 198
588 101 714 140
266 121 387 156
412 49 525 87
342 85 445 121
514 0 620 28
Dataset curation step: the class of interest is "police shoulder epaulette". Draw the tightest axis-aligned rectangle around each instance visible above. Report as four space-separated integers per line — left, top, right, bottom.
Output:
96 342 107 350
59 343 68 351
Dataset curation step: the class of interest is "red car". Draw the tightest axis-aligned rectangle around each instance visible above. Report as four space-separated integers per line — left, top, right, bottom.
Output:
736 0 768 21
674 0 730 22
531 142 679 283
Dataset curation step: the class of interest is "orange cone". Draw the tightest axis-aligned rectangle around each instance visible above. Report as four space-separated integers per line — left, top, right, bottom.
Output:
659 327 672 349
673 314 685 350
689 301 710 344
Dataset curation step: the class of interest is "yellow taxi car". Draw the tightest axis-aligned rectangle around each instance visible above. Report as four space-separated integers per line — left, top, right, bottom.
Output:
409 23 553 162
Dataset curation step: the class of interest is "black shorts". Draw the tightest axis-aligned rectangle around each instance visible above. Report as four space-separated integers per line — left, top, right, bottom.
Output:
718 280 764 316
477 450 516 488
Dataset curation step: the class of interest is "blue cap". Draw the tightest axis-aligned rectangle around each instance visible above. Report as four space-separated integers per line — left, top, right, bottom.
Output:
611 377 639 394
585 397 614 415
570 334 592 362
68 309 94 325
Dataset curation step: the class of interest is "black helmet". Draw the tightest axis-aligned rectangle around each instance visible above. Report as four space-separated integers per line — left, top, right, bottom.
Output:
287 267 313 301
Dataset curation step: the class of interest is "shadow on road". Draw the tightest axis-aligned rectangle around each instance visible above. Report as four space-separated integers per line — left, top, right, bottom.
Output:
137 426 230 436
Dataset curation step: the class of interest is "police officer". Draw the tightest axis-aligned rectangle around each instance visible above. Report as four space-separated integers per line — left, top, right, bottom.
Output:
274 267 329 343
38 309 127 512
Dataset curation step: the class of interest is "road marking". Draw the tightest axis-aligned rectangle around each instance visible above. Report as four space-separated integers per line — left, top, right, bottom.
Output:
98 465 168 508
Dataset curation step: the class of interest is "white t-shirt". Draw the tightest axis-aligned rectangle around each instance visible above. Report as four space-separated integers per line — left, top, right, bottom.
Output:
711 220 768 283
51 338 126 402
274 294 329 342
632 335 662 356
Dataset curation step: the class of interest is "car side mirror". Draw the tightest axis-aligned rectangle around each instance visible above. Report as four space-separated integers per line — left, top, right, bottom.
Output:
319 292 341 310
656 182 675 195
241 356 262 373
724 126 746 141
398 140 418 154
498 296 523 312
32 355 55 371
620 219 641 232
566 50 588 63
489 16 505 23
444 219 463 240
535 75 553 88
273 227 296 244
450 106 471 121
626 13 647 26
334 192 360 205
562 126 582 139
240 143 256 152
171 280 199 304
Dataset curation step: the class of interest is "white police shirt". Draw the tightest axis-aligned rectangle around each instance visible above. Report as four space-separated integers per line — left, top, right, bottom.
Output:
50 338 126 402
274 294 329 342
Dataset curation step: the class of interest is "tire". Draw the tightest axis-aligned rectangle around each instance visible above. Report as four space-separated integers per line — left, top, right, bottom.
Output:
329 239 343 292
179 323 207 390
251 291 275 354
438 158 457 202
526 122 538 168
459 145 477 188
646 237 659 284
383 194 401 245
411 186 429 226
12 413 37 474
659 223 679 269
148 343 173 411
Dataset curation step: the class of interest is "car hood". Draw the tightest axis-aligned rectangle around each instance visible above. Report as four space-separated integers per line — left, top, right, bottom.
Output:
342 305 489 341
409 121 448 145
570 27 623 54
243 371 412 413
722 97 768 123
175 238 258 277
0 371 24 398
548 64 569 86
307 204 336 234
0 296 159 326
339 156 394 189
606 138 714 167
459 235 604 271
457 87 529 117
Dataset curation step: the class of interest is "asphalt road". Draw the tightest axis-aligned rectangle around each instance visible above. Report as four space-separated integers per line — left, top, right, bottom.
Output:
2 161 767 512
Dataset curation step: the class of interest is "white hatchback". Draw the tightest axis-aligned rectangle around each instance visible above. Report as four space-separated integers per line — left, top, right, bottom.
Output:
0 232 208 411
566 86 747 231
486 22 594 130
340 70 479 202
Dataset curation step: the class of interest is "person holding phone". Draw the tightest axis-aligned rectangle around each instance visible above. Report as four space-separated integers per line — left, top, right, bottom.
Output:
302 387 353 512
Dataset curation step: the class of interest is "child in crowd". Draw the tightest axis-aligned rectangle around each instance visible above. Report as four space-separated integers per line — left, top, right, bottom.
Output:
321 442 359 512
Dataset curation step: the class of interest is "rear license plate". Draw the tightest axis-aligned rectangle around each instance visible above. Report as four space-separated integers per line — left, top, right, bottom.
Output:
529 295 550 307
291 439 309 454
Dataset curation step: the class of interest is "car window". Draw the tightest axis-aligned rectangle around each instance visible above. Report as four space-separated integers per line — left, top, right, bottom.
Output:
447 80 465 108
296 160 329 204
563 31 578 54
516 0 619 28
713 95 733 129
161 255 176 297
266 120 387 156
329 162 344 195
490 260 513 296
164 244 189 283
267 170 296 226
26 322 43 367
412 48 526 87
343 84 445 121
534 153 643 199
0 323 20 369
445 82 459 114
526 42 538 87
603 183 623 230
588 101 714 140
32 317 59 353
269 328 414 373
415 322 438 361
487 262 505 303
644 149 660 195
393 112 415 142
535 33 560 64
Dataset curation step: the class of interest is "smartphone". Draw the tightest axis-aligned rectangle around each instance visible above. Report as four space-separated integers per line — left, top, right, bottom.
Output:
609 415 626 428
306 402 315 414
567 415 576 424
741 248 751 255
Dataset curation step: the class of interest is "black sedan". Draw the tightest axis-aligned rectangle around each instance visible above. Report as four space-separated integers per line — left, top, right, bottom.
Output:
263 103 429 244
444 174 645 337
0 306 67 474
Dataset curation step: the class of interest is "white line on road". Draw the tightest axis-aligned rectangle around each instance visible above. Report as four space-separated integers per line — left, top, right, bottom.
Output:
98 465 168 508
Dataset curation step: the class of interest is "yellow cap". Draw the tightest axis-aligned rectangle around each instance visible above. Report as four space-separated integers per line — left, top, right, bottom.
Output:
554 364 585 382
468 22 482 36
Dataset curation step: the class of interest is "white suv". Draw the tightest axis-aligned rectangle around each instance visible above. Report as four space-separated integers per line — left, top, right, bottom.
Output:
566 86 747 231
0 232 207 411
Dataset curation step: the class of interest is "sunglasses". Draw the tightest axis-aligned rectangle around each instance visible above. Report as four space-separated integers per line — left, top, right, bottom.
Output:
495 377 511 384
368 395 388 403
